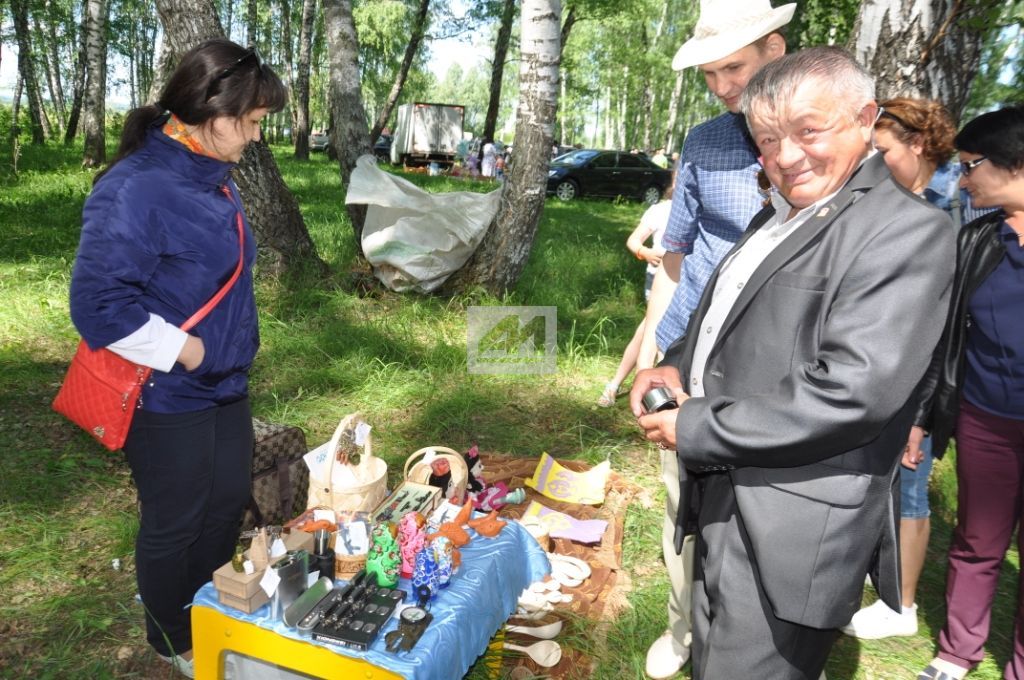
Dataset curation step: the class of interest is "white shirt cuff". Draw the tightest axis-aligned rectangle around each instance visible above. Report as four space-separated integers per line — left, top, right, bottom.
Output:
107 313 189 372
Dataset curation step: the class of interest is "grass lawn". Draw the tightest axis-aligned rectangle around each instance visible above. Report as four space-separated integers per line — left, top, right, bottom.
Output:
0 140 1017 679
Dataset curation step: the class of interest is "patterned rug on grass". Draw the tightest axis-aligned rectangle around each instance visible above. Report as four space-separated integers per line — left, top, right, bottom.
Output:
480 453 646 679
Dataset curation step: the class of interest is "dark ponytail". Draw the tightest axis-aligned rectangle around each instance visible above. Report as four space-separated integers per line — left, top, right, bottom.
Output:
95 38 287 184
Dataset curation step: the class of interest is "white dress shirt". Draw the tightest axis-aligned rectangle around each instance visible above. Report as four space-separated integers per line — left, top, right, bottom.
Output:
688 189 841 398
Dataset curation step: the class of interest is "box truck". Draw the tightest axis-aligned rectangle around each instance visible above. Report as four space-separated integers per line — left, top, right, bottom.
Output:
389 102 465 167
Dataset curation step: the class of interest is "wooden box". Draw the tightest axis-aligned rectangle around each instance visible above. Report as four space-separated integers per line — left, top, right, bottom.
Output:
213 562 264 600
217 587 270 614
372 480 442 524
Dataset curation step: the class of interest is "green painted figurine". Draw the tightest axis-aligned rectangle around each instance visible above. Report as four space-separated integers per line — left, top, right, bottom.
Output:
365 522 401 588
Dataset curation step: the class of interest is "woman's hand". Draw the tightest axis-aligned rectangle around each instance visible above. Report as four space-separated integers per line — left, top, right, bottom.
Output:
902 425 926 470
177 334 206 372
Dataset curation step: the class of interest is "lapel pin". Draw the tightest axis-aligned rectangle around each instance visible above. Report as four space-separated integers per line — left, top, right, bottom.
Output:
817 207 830 217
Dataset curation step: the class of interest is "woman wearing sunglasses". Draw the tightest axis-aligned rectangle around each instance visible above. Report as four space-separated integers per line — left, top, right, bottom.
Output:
911 105 1024 680
69 39 286 677
843 97 990 642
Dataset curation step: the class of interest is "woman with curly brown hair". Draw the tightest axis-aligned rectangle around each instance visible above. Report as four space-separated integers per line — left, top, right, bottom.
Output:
842 97 990 642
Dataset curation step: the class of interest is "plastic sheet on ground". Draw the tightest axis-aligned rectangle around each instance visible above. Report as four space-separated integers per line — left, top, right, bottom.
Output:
346 154 501 293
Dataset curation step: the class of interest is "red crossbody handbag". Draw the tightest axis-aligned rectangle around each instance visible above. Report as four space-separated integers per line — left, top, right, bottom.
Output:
53 187 246 451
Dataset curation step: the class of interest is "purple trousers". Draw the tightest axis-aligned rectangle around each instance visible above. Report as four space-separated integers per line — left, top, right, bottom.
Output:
938 401 1024 678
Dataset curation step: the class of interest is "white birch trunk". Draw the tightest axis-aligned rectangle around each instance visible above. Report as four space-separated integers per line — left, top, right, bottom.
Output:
444 0 561 293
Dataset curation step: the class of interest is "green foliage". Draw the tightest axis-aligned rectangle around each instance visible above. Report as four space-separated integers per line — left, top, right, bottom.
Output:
788 0 860 50
964 10 1024 120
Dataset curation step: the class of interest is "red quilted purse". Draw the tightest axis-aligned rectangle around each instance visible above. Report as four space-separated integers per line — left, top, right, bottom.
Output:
53 187 245 451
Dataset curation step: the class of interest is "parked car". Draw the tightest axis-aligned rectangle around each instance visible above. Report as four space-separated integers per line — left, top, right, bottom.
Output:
310 131 330 153
373 134 393 162
547 149 671 204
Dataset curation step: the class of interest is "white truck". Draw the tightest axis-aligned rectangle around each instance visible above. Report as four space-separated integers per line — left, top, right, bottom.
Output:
389 102 464 167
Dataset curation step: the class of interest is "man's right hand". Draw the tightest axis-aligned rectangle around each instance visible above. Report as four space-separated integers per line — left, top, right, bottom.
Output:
902 425 926 470
630 365 684 417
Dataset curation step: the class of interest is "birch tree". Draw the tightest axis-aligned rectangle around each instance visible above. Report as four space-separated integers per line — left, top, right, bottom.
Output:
481 0 516 149
9 0 47 143
81 0 110 165
323 0 373 252
293 0 316 159
368 0 431 144
446 0 561 293
850 0 1006 120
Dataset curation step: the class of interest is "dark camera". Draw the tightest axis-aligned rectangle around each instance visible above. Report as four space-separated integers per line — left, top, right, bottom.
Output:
642 386 679 413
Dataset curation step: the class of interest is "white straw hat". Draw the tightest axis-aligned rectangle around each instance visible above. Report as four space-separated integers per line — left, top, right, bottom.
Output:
672 0 796 71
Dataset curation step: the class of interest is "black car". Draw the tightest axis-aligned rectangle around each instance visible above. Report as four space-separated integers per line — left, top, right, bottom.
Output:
547 149 671 204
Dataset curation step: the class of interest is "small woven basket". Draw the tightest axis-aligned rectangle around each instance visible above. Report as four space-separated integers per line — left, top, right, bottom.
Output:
403 446 470 500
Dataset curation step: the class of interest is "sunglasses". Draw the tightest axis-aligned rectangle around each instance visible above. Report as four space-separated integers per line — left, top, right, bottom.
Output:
205 47 263 100
959 157 988 177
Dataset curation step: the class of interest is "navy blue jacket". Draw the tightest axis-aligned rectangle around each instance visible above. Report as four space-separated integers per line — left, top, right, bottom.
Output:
70 123 258 413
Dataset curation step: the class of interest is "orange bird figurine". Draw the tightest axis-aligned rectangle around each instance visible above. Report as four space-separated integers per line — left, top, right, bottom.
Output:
468 510 506 538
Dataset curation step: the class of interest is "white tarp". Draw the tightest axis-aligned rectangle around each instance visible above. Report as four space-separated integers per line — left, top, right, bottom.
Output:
345 155 501 293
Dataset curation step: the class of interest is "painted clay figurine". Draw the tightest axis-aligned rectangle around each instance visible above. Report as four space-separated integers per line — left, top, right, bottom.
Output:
366 522 401 588
412 544 440 598
398 511 426 578
423 450 455 500
468 509 507 538
432 535 458 586
427 498 474 547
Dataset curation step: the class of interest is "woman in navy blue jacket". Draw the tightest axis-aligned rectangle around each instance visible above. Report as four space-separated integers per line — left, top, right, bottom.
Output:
69 39 286 677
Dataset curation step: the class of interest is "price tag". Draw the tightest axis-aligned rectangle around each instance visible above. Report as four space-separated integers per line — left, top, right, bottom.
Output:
259 566 281 597
354 422 372 446
243 560 255 575
313 509 336 523
348 522 368 552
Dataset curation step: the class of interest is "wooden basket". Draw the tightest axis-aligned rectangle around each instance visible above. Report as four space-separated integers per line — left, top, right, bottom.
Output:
335 552 367 580
403 446 469 501
306 413 388 514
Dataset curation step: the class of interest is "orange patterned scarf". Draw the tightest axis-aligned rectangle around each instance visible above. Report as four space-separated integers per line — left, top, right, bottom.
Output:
163 114 218 158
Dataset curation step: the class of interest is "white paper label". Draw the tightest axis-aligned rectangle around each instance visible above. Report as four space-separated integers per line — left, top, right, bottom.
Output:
243 560 255 575
354 422 371 446
313 509 336 523
348 522 368 553
303 443 332 479
259 566 281 597
269 538 287 559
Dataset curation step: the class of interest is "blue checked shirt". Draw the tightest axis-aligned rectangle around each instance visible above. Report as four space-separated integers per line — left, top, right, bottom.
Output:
656 113 764 351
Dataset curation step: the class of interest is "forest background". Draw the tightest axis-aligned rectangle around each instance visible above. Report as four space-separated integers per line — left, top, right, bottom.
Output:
2 0 1024 678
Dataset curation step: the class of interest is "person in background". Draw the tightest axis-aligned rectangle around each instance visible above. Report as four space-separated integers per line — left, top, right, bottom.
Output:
481 141 497 178
68 39 287 679
597 181 674 407
914 105 1024 680
842 97 991 642
651 147 670 168
636 1 793 677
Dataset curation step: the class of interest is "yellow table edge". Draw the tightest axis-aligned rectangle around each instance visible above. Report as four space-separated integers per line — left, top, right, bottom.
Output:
192 604 405 680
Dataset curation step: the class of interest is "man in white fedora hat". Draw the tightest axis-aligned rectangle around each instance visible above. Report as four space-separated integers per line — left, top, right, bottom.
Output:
639 1 793 678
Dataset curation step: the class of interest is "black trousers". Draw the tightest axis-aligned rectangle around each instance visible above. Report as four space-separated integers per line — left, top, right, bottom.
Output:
123 397 253 656
691 473 837 680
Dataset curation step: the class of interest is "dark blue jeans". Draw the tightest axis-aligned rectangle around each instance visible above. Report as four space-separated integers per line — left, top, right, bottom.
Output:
123 397 253 656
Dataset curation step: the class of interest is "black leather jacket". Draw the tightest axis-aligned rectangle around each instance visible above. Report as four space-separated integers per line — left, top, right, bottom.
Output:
914 210 1007 457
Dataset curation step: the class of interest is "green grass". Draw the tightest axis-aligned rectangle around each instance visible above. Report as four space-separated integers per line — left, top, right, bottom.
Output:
0 139 1017 679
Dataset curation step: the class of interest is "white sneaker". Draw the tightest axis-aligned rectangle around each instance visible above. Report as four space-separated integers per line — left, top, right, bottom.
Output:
840 599 918 639
159 653 195 679
645 630 690 679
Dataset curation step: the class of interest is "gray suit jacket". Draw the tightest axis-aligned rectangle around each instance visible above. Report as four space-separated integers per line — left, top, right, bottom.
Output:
664 154 955 629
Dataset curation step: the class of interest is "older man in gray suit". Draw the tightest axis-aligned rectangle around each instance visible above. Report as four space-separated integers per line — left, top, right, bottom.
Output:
632 47 956 679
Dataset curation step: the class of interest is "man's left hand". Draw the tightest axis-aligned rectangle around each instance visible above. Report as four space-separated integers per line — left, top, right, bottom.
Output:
637 394 689 450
